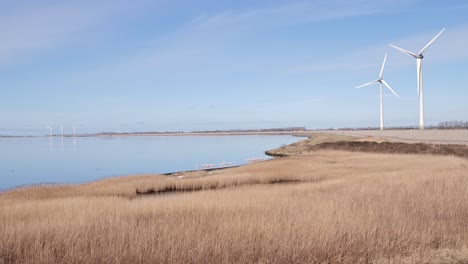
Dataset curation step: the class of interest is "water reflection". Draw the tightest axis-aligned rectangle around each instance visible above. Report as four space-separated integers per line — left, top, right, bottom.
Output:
0 135 299 190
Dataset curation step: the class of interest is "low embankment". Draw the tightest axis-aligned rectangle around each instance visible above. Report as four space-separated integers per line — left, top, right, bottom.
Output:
266 131 468 159
308 141 468 159
322 129 468 145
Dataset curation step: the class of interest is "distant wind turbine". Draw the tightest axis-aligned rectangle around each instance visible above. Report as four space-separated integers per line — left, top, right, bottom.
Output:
389 28 445 130
73 124 77 151
355 53 399 130
46 126 53 137
46 126 53 151
60 124 64 150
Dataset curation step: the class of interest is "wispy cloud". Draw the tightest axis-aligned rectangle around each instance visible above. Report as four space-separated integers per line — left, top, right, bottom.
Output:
449 3 468 10
290 23 468 74
67 0 425 80
185 0 422 32
0 1 151 66
186 2 377 32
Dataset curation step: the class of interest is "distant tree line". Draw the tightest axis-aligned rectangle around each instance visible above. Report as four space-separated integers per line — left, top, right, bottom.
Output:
437 120 468 129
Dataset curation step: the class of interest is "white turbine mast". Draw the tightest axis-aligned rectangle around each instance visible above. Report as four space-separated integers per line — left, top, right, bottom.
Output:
46 125 53 151
389 28 445 130
73 124 77 148
60 124 64 150
355 53 399 130
46 126 53 137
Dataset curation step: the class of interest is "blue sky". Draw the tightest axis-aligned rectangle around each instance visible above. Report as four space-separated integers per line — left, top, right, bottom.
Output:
1 0 468 135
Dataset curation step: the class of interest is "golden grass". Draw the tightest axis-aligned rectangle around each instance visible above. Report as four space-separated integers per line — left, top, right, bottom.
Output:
1 151 468 263
265 132 358 156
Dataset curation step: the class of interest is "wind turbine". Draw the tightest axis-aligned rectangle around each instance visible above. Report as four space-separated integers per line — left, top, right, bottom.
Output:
60 124 64 150
46 126 53 137
73 124 77 152
46 126 53 151
355 53 399 130
389 28 445 130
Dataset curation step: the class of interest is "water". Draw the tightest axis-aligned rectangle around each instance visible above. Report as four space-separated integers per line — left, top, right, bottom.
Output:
0 135 300 190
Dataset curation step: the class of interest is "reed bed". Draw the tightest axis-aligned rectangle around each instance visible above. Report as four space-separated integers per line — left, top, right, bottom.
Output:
308 141 468 158
1 151 468 263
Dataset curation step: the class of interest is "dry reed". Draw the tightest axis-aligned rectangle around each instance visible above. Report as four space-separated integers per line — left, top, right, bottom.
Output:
1 151 468 263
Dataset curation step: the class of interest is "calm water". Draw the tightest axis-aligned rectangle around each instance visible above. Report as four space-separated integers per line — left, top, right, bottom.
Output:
0 135 299 190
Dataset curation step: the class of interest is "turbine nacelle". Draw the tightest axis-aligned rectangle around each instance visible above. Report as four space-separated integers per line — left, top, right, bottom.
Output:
355 53 399 97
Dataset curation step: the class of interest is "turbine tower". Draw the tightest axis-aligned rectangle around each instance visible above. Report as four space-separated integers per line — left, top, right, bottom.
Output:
46 126 53 137
73 124 77 149
60 124 64 150
389 28 445 130
355 53 399 130
46 126 53 151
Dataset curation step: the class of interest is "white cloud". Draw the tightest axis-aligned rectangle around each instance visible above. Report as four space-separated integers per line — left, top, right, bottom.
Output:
185 0 423 32
186 2 376 32
0 1 151 66
291 23 468 73
69 0 426 78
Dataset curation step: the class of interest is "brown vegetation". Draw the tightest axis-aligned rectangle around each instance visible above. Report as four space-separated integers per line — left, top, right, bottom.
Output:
267 131 468 160
1 151 468 263
308 141 468 159
265 132 357 156
322 129 468 145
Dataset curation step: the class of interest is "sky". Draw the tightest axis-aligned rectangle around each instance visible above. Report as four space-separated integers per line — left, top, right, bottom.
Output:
1 0 468 135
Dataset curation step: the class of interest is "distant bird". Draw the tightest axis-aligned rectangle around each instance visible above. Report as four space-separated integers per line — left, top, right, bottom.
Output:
355 53 399 130
390 28 445 130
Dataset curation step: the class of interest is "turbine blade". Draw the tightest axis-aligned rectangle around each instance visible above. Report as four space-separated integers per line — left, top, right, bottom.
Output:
355 80 379 89
389 44 418 58
381 80 399 97
419 28 445 55
417 59 422 96
379 53 387 79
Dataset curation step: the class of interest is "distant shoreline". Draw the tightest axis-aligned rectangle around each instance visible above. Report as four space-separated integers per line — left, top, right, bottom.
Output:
0 130 310 138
